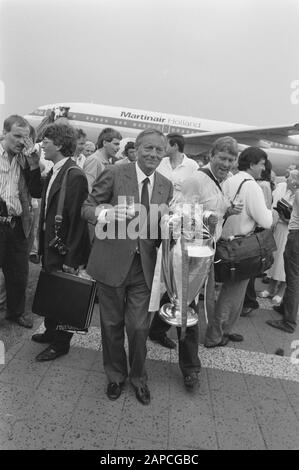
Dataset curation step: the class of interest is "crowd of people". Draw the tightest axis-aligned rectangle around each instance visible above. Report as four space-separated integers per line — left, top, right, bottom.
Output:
0 113 299 406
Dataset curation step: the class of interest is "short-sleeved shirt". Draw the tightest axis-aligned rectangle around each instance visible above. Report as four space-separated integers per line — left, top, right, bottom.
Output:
157 155 198 199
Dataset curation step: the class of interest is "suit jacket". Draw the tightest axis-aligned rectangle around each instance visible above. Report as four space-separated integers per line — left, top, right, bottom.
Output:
81 162 173 288
38 158 90 271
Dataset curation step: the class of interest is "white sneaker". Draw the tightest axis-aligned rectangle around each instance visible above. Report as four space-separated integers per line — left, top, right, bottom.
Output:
258 290 271 298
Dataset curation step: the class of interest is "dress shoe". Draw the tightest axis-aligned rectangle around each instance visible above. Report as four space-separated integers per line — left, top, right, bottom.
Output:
225 333 244 342
149 335 176 349
134 384 151 405
241 307 254 317
266 319 294 334
184 372 199 391
31 333 54 344
6 315 33 329
205 336 229 348
35 346 69 362
106 382 124 400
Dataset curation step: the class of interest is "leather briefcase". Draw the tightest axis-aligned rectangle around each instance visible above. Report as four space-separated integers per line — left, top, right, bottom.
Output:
32 270 97 332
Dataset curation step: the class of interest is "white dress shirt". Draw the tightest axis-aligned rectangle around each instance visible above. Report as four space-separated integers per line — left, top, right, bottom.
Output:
221 171 273 239
135 162 155 201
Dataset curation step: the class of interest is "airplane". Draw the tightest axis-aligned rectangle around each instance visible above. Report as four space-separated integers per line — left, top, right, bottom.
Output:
24 102 299 175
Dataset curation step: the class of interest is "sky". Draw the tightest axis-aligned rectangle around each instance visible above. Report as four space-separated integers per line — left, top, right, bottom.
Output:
0 0 299 127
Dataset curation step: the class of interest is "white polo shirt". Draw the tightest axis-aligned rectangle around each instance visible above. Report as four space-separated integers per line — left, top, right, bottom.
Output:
157 155 198 198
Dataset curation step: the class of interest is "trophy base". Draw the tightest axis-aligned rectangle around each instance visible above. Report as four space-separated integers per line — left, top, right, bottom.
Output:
159 303 198 327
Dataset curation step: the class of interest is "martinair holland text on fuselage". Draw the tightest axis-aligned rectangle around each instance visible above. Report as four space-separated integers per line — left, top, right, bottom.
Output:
120 111 202 130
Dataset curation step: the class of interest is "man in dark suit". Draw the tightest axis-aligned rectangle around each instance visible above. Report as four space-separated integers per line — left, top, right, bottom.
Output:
31 123 90 361
0 115 42 328
82 128 173 405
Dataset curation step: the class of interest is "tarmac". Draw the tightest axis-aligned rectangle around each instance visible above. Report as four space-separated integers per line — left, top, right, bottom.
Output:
0 264 299 450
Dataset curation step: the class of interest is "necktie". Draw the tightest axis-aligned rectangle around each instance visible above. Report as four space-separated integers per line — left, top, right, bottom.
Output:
138 177 150 242
141 177 150 214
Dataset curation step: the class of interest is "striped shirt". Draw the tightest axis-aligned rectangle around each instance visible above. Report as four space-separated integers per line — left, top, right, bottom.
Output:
0 143 22 216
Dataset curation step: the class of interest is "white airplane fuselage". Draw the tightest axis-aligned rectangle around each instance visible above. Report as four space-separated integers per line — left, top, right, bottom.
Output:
24 102 299 175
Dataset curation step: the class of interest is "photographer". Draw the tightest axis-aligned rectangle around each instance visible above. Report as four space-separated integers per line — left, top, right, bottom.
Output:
0 115 42 328
31 123 90 361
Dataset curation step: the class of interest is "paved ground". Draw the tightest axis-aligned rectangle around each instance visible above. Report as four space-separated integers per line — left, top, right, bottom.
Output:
0 265 299 450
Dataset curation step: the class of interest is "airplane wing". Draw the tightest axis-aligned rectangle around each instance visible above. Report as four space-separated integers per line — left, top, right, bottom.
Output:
184 123 299 155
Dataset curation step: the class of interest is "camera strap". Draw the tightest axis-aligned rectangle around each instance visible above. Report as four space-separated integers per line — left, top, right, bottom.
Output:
54 165 85 235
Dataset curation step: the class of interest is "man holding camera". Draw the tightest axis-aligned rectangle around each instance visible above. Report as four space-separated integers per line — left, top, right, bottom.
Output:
0 115 42 328
31 123 90 361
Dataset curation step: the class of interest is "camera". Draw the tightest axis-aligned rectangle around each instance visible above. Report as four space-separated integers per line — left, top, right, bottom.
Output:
49 235 68 256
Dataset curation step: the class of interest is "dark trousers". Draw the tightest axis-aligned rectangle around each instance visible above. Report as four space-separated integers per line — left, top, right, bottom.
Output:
44 316 73 351
282 230 299 330
97 254 151 388
0 219 28 318
149 293 201 377
243 277 259 309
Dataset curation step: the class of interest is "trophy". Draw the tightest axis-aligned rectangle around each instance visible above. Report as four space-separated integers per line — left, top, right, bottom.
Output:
159 201 215 338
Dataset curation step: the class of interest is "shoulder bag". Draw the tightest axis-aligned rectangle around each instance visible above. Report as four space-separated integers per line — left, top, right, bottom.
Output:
214 179 276 282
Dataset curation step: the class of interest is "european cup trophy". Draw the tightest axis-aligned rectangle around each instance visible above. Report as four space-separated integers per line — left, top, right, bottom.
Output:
159 201 215 338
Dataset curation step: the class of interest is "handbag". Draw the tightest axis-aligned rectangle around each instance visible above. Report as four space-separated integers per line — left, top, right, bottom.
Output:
214 179 277 282
32 269 97 332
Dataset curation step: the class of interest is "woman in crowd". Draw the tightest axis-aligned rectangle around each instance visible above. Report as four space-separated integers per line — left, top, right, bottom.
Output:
259 169 299 306
242 159 274 315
